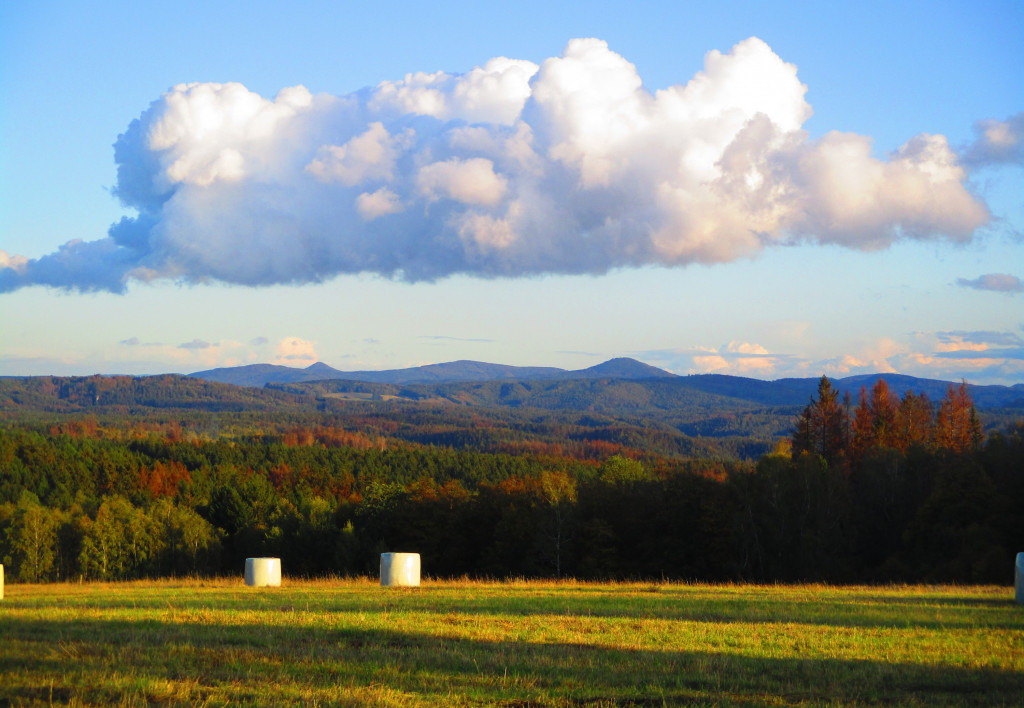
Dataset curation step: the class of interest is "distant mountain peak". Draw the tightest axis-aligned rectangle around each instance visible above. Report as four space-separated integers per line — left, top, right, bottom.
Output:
574 358 676 379
305 362 340 374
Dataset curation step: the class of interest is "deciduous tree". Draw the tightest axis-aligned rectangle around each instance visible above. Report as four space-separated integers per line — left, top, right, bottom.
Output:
6 492 59 582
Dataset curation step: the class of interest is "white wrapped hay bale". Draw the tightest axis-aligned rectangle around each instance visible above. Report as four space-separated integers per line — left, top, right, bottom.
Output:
380 552 420 587
1016 553 1024 605
245 557 282 587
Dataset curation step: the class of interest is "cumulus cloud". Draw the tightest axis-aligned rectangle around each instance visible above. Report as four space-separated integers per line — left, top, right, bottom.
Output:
274 337 318 364
661 341 791 376
957 273 1023 293
0 38 1003 293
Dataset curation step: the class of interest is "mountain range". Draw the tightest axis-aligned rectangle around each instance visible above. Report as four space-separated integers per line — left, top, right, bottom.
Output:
2 358 1020 461
189 357 1024 409
189 357 674 387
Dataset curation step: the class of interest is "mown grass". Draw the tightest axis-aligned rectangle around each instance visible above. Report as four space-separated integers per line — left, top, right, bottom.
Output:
0 578 1020 706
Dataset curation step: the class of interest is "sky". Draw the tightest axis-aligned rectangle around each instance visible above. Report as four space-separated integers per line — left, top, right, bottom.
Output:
1 0 1022 384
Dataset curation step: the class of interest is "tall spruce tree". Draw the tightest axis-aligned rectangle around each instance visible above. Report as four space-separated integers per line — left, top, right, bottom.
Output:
936 381 984 453
793 376 849 467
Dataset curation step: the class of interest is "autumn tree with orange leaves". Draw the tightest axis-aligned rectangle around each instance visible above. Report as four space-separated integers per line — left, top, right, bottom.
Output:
935 381 984 453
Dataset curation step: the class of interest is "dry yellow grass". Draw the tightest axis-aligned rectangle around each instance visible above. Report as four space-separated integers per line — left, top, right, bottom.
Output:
1 578 1020 706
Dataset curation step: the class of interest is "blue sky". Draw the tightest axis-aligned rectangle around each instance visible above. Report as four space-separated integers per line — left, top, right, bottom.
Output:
1 0 1022 383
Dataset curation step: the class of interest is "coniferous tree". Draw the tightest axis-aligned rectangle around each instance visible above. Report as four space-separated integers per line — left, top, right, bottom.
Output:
851 379 902 460
868 379 899 448
792 376 849 467
850 386 874 461
895 391 933 451
936 382 983 453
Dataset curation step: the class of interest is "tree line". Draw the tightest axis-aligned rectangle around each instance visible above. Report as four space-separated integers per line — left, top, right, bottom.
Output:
1 378 1021 584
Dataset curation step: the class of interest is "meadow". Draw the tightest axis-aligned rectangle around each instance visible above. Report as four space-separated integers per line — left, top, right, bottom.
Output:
0 579 1021 706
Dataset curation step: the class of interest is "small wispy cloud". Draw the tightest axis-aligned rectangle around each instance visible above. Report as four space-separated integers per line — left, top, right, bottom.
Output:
929 330 1024 362
937 330 1024 347
178 339 214 350
419 335 495 343
120 336 164 347
933 348 1024 361
956 273 1023 293
961 112 1024 168
556 350 605 359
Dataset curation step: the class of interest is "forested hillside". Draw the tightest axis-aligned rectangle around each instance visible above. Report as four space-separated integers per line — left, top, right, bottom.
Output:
1 373 1021 586
0 374 314 415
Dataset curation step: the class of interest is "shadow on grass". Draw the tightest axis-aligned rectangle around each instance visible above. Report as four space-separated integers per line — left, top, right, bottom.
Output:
43 584 1017 632
1 613 1021 706
373 588 1023 631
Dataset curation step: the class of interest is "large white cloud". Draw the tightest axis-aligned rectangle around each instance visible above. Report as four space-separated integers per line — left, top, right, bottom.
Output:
0 37 1001 293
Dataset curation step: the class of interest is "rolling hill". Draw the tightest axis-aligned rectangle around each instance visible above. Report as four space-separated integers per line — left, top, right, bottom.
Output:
2 363 1021 461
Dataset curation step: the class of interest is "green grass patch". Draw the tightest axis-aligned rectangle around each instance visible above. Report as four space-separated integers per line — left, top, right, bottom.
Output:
1 579 1020 706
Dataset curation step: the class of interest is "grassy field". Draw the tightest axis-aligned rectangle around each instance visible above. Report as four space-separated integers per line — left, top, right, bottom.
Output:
0 578 1021 706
